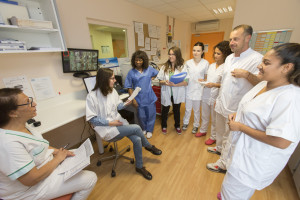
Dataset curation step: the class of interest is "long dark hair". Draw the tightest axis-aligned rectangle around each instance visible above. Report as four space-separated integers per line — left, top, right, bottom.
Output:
214 41 232 63
0 88 22 127
273 43 300 86
93 68 114 96
164 46 184 73
131 50 149 70
194 42 205 58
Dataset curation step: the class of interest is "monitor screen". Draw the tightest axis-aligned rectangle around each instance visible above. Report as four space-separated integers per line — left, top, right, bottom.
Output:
62 48 99 73
83 76 96 93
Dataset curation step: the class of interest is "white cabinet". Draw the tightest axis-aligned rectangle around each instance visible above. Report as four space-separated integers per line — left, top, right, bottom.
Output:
0 0 66 53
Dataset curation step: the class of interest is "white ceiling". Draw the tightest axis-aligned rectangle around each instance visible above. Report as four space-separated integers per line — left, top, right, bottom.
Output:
126 0 236 22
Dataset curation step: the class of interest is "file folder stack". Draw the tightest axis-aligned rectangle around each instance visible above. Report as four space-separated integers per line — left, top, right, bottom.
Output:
0 39 26 51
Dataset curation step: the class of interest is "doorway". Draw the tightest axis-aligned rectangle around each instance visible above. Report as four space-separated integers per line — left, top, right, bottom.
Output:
190 32 224 64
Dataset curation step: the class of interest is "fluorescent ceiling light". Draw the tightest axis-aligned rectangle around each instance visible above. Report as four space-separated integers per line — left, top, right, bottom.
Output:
213 9 218 14
223 7 228 12
228 6 233 11
218 8 223 13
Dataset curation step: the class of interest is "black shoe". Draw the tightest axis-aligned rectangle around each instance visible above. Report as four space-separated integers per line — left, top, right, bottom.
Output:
136 167 152 180
145 145 162 155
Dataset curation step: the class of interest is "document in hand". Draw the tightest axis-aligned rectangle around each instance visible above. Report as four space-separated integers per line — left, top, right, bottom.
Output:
170 72 187 84
57 138 94 181
124 87 141 106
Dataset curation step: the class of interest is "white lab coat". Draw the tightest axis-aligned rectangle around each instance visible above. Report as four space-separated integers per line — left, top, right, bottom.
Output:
157 65 188 106
185 58 209 101
215 48 263 117
226 81 300 190
202 62 224 105
0 129 96 200
86 89 128 141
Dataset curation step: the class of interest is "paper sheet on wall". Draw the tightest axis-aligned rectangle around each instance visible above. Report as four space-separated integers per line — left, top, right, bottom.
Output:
3 75 35 98
151 39 157 48
30 77 56 100
145 37 150 50
151 48 157 56
148 24 157 38
145 51 151 59
157 27 161 38
138 32 144 47
153 56 160 63
134 22 143 33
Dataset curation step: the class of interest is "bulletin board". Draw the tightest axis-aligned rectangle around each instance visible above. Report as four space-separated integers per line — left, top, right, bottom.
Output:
133 21 161 63
249 29 293 55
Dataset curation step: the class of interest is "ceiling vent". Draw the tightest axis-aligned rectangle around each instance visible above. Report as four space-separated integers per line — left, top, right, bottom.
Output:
195 20 219 32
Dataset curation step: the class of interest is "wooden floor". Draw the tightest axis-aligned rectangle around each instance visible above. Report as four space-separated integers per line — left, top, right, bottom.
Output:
86 104 299 200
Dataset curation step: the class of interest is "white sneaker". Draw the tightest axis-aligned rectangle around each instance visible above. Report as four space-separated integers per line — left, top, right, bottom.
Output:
143 130 146 135
146 132 152 139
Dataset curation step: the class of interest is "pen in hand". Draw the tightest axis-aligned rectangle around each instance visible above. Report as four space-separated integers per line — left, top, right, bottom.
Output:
63 143 69 149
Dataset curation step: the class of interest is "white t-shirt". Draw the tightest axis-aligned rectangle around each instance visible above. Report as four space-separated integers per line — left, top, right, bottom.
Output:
202 62 224 105
215 48 263 117
185 58 209 101
0 129 54 200
227 81 300 190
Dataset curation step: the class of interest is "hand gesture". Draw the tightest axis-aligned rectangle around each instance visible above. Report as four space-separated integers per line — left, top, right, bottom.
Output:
109 120 123 126
205 82 215 88
54 148 69 163
132 99 138 108
231 69 249 78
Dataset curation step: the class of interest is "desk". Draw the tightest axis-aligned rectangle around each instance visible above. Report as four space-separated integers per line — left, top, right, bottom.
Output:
26 90 130 154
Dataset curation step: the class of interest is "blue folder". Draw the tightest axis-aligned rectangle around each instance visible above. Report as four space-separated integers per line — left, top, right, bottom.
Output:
170 72 187 84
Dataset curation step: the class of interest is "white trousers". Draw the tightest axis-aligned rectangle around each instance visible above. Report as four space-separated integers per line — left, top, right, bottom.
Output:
40 170 97 200
199 101 216 138
221 172 255 200
183 99 201 127
215 112 230 169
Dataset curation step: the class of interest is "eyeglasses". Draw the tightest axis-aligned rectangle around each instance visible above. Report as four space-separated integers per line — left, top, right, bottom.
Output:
110 77 116 80
17 97 33 107
168 53 175 56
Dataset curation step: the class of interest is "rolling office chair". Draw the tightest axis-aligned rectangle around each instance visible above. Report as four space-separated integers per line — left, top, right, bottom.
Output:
94 110 135 177
96 136 134 177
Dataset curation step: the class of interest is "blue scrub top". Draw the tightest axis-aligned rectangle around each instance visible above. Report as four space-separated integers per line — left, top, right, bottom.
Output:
125 66 158 107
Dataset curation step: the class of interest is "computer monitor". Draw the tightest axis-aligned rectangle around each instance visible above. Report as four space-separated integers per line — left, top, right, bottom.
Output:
62 48 99 78
83 76 96 93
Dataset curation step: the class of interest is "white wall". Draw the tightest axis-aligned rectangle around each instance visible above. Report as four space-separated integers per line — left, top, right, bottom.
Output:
0 0 191 147
233 0 300 43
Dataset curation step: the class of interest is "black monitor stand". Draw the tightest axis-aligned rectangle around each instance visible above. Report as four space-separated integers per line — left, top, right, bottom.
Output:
73 72 90 78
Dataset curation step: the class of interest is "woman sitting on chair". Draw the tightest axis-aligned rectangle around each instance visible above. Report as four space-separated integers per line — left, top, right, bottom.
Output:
0 88 97 200
86 68 162 180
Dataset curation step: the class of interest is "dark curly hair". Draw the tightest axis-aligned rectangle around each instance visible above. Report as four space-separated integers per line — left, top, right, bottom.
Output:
164 46 184 73
131 50 149 70
273 43 300 86
0 88 22 127
214 41 232 63
93 68 114 96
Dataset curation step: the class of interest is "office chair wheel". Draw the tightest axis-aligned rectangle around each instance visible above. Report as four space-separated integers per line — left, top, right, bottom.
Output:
111 170 116 177
127 147 131 152
130 159 134 164
109 146 114 152
97 161 101 166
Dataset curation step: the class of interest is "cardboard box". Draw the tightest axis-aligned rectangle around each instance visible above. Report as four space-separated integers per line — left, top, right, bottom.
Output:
9 16 53 29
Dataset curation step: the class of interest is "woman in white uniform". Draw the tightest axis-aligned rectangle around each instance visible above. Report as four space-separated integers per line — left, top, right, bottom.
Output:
0 88 97 200
182 42 209 134
218 43 300 200
157 46 188 135
195 41 232 145
86 68 162 180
